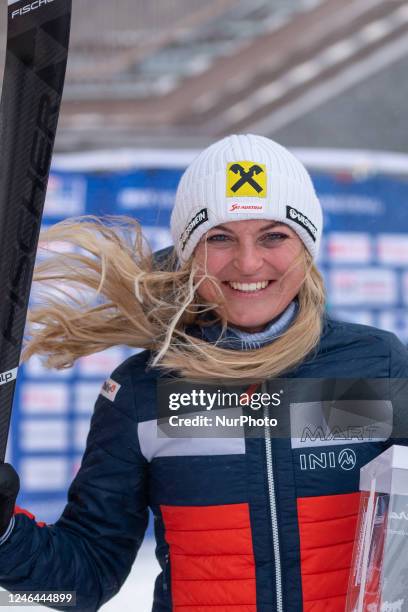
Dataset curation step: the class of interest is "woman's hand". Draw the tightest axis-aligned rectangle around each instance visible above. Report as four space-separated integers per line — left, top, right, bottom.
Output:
0 463 19 537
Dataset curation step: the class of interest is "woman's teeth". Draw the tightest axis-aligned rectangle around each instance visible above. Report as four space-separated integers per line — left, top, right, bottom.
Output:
228 280 270 292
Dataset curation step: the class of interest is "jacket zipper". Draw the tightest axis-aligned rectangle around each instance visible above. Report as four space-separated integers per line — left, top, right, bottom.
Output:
263 383 283 612
163 551 169 592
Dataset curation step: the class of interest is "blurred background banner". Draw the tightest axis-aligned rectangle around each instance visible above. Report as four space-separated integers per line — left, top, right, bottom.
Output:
1 0 408 606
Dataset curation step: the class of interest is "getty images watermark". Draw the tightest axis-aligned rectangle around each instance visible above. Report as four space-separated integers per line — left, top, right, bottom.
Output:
168 387 281 423
156 378 402 439
157 381 284 437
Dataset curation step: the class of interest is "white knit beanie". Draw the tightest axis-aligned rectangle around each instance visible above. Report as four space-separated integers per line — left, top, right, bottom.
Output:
170 134 323 262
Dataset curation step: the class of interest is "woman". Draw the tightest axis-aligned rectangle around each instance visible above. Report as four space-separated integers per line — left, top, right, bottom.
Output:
0 134 406 611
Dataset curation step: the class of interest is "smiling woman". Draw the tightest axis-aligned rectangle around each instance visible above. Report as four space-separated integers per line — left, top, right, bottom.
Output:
22 134 325 382
1 135 407 612
195 220 305 332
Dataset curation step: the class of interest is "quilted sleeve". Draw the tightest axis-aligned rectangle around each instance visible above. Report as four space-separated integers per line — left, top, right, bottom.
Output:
388 332 408 444
0 361 149 611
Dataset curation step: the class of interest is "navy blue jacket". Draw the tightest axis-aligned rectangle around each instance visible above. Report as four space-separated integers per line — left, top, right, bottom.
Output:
0 317 407 611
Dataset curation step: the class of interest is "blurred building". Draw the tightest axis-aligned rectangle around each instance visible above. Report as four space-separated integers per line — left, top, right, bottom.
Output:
1 0 407 152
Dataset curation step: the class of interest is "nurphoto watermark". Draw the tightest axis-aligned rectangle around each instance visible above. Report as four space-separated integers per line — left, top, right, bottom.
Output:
156 378 407 439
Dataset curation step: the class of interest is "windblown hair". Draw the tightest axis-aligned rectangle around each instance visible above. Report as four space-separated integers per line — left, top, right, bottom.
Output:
23 216 326 382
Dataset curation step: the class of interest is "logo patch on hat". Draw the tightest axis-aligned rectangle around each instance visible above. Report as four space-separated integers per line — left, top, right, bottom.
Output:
228 203 265 214
100 378 121 402
286 206 317 241
226 162 267 197
180 208 208 252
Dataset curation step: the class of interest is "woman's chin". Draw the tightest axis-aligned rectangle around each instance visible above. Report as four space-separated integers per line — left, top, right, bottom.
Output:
226 315 276 333
232 324 269 333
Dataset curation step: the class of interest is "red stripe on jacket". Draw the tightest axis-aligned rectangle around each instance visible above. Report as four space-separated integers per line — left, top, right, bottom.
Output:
161 503 257 612
14 505 46 527
297 492 361 611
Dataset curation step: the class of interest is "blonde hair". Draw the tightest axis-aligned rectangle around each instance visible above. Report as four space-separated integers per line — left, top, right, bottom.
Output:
23 216 326 382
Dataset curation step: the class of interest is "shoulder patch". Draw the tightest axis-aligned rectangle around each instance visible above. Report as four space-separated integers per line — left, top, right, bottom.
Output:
100 378 121 402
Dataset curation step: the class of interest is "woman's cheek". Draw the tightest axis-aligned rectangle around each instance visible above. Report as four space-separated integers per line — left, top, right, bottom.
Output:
196 278 220 303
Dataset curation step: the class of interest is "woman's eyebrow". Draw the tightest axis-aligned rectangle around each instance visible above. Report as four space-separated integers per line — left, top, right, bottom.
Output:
209 225 234 232
259 222 282 231
208 221 285 234
209 222 286 234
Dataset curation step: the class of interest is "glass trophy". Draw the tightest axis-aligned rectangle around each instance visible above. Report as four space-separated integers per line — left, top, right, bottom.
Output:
346 445 408 612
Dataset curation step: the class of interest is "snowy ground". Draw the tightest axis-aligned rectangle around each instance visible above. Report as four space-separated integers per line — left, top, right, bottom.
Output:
0 537 159 611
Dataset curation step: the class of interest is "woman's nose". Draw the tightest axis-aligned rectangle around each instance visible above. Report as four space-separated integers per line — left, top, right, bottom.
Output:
233 243 264 275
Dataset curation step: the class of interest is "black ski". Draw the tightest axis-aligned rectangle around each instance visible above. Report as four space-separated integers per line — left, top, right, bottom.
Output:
0 0 72 460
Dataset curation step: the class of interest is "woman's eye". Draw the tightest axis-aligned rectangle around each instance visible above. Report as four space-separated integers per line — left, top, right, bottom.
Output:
207 234 231 242
262 232 288 242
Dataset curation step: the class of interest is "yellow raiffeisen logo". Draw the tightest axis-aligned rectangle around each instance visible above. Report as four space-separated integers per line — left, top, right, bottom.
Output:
226 161 267 197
